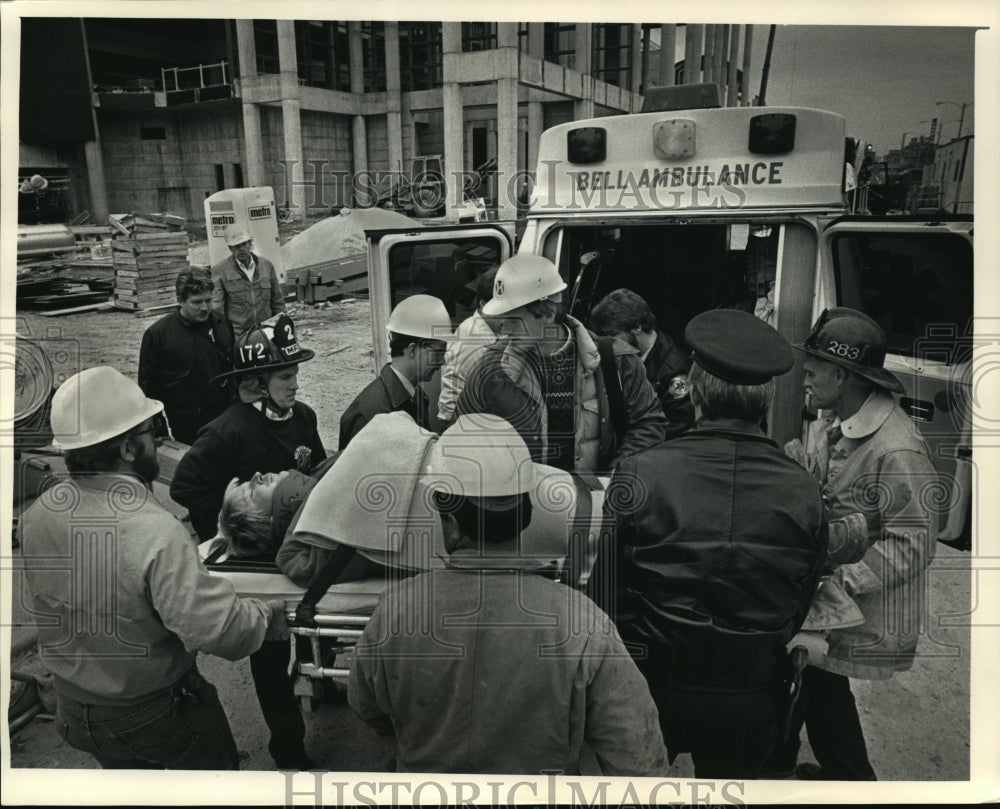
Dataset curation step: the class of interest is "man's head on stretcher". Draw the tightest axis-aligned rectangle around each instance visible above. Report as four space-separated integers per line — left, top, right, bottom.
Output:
213 410 582 574
219 471 291 558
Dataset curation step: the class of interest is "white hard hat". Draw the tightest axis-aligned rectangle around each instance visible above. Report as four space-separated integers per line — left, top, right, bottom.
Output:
425 413 536 499
481 254 567 316
224 226 252 247
51 366 163 451
386 294 455 342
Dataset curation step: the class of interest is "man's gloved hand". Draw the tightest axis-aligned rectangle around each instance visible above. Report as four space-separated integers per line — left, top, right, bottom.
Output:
264 599 291 642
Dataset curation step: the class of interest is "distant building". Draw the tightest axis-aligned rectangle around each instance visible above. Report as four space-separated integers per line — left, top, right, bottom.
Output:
18 20 753 224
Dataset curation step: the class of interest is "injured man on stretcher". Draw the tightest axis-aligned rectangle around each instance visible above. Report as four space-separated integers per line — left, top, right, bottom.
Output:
202 409 599 591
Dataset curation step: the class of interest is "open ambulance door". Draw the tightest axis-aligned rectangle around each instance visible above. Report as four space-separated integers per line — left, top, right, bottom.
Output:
365 224 514 415
817 216 974 549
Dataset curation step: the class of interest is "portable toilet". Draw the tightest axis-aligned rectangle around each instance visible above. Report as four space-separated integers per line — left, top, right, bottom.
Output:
204 187 284 282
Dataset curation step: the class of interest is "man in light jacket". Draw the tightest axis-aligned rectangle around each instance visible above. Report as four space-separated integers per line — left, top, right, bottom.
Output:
211 225 285 334
18 366 288 770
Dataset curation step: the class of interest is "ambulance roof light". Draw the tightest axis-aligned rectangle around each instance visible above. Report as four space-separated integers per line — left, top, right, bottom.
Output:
568 127 606 164
749 113 796 154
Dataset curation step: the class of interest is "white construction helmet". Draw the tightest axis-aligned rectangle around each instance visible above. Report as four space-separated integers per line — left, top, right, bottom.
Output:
386 294 455 342
425 413 536 499
481 254 567 316
224 225 252 247
50 366 163 451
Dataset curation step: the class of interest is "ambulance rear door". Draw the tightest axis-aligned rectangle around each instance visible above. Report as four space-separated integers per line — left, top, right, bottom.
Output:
365 224 513 412
818 216 974 547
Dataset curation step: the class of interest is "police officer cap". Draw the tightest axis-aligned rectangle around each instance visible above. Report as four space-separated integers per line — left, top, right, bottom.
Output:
685 309 794 385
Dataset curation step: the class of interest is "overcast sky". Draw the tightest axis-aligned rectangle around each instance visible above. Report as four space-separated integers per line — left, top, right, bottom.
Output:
738 25 977 156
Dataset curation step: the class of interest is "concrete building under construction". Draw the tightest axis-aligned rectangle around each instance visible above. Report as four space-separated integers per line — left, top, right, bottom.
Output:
18 19 757 224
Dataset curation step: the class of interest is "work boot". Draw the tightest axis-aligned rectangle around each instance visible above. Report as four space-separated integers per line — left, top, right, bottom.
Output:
795 762 824 780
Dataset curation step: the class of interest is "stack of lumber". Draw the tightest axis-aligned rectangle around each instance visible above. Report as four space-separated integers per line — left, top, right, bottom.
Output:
111 213 188 312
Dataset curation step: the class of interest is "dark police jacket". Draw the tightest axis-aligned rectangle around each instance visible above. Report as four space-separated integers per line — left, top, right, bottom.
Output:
338 364 429 451
609 421 827 691
643 330 695 438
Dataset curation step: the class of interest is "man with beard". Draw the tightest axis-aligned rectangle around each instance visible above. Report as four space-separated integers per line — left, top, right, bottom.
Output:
138 269 234 444
18 366 289 770
339 294 455 449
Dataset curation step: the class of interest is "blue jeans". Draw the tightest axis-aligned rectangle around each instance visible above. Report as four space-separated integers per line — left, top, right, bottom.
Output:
54 667 239 770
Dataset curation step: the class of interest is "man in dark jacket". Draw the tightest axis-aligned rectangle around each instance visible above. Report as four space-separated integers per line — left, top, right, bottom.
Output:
607 309 828 779
138 269 233 444
338 294 453 449
170 313 324 771
590 288 694 437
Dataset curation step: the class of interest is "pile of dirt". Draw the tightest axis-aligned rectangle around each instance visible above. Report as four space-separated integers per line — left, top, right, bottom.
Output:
282 207 424 270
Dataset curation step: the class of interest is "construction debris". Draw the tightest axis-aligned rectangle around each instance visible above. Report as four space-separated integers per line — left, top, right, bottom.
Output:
111 212 188 312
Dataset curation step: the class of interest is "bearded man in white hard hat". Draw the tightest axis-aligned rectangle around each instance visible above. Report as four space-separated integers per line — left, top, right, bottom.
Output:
338 294 455 450
211 224 286 334
17 366 289 770
456 254 666 473
348 414 669 775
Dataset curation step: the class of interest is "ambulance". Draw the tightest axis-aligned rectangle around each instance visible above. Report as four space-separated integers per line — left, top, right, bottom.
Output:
365 86 974 549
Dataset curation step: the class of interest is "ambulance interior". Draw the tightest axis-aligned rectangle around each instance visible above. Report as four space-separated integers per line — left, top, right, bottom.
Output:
545 222 973 365
548 222 785 354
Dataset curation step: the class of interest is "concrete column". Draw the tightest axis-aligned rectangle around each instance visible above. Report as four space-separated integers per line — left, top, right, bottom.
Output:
726 25 741 107
528 23 545 60
684 24 703 85
235 20 265 186
348 22 364 93
352 116 368 179
574 24 595 120
497 22 518 49
442 23 464 218
574 23 592 77
497 77 519 220
712 24 726 92
242 103 265 187
83 140 109 222
276 20 305 219
527 100 543 186
703 24 715 84
659 24 676 86
384 23 403 174
77 21 108 222
235 19 257 79
347 22 367 181
631 24 643 97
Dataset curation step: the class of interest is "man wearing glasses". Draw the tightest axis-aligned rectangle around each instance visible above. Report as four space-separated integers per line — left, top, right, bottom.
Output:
18 366 289 770
211 225 286 334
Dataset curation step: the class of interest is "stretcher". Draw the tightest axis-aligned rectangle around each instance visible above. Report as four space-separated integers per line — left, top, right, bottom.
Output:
200 472 610 711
